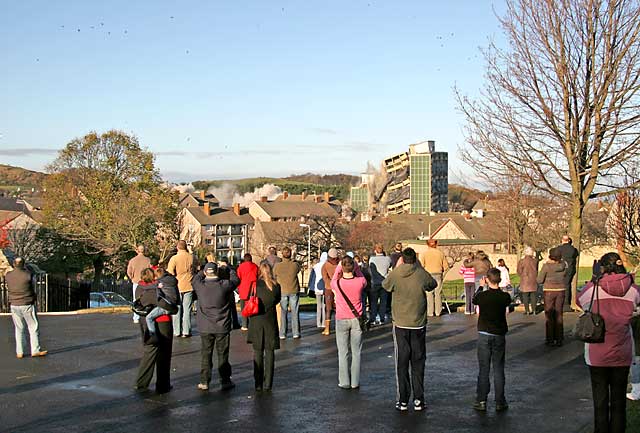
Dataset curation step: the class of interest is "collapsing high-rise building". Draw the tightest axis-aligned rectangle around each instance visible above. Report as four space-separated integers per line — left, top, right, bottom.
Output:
350 140 448 215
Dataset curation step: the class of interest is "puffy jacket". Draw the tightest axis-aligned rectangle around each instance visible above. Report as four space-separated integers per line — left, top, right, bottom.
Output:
577 273 640 367
156 272 179 305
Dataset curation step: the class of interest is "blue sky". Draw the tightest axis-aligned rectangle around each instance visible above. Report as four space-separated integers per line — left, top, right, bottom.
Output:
0 0 504 182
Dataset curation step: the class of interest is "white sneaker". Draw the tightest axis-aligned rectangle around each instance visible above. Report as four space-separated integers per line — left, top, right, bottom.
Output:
627 383 640 400
133 319 139 324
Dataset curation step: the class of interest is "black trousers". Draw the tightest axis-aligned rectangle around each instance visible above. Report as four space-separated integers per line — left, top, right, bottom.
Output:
135 320 173 393
564 269 576 306
254 349 275 390
200 333 232 385
589 366 630 433
393 325 426 404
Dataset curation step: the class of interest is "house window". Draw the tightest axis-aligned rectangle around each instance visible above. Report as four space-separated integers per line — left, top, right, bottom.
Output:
205 238 214 245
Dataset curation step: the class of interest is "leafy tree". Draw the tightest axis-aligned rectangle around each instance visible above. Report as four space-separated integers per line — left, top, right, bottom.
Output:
457 0 640 307
43 130 177 283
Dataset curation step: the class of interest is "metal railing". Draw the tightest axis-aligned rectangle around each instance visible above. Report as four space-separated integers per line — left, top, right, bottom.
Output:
1 275 92 313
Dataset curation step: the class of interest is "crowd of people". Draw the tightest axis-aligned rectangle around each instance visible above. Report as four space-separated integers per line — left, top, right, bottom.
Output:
4 235 640 433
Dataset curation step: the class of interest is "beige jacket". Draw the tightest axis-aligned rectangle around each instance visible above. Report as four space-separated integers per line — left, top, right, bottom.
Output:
167 250 194 293
419 248 449 275
127 254 151 284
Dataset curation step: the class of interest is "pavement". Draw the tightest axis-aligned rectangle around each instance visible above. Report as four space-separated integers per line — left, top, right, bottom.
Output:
0 310 596 433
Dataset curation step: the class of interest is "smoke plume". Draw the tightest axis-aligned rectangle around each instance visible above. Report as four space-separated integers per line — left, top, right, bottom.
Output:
207 183 282 207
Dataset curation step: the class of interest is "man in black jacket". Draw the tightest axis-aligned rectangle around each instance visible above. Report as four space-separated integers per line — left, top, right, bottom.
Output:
192 262 239 391
6 258 47 358
556 235 579 309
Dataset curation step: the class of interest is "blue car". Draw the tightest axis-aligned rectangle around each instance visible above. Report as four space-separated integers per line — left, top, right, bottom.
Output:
90 292 131 308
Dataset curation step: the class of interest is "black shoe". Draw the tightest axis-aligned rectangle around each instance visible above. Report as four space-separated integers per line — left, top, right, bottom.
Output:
545 340 554 346
473 401 487 412
554 340 563 347
220 381 236 391
156 385 173 394
395 401 408 411
255 386 263 392
496 403 509 412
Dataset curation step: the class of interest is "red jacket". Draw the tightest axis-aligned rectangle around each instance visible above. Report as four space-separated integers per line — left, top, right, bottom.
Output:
237 261 259 300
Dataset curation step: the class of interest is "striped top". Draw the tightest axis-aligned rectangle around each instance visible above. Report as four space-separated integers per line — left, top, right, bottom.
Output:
459 266 475 283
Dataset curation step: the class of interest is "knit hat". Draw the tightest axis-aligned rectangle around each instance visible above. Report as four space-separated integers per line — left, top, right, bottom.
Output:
204 262 218 277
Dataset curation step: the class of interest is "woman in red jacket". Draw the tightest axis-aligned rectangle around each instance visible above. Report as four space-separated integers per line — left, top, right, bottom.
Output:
237 253 259 331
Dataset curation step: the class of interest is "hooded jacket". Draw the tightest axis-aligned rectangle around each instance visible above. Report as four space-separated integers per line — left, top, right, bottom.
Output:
192 271 239 334
312 252 328 293
237 260 259 300
382 263 437 328
577 273 640 367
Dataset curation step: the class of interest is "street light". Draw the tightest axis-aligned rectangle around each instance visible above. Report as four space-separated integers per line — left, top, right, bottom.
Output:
299 223 311 271
300 223 311 294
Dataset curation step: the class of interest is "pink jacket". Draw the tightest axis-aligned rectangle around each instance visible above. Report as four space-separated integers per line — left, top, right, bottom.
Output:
331 262 367 320
577 273 640 367
459 266 475 283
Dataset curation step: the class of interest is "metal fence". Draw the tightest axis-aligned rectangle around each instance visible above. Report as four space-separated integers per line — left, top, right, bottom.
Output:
1 275 96 313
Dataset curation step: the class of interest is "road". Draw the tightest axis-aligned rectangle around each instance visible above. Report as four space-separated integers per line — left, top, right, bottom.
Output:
0 311 594 433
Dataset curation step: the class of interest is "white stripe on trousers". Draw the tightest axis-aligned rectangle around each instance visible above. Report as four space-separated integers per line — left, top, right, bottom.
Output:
392 324 400 402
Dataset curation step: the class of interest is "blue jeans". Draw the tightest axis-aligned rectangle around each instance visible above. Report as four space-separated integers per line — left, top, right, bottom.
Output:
336 318 363 387
631 356 640 383
11 304 42 355
280 294 300 338
368 284 387 322
146 306 170 335
172 291 194 336
476 333 506 404
132 283 139 321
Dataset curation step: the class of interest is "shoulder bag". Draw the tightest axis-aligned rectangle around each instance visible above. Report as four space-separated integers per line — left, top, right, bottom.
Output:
574 282 605 343
241 282 260 318
336 279 370 332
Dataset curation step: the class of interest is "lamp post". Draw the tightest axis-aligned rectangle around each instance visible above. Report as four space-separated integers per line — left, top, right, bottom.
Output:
299 223 311 272
299 223 311 294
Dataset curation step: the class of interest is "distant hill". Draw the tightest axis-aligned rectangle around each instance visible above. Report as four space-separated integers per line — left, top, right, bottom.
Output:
0 165 47 191
448 184 485 210
285 173 359 186
191 175 358 201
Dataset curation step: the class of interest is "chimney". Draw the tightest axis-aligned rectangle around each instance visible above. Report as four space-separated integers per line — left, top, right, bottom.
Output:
302 191 307 200
200 190 206 200
203 202 210 215
283 191 289 200
324 192 330 202
233 203 241 216
261 196 268 203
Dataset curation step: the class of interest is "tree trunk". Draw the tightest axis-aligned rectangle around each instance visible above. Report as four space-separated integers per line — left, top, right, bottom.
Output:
92 256 104 289
568 198 584 309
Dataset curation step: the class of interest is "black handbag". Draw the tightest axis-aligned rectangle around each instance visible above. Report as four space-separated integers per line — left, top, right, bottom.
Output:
574 281 605 343
336 279 370 332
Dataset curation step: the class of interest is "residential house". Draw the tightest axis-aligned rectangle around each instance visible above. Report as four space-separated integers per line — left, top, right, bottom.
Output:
179 190 220 209
249 195 339 222
179 202 254 265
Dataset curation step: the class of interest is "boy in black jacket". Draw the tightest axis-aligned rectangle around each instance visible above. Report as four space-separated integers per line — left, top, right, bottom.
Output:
472 268 512 412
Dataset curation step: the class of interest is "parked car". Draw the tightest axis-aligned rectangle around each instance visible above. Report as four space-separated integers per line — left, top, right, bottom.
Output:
90 292 131 308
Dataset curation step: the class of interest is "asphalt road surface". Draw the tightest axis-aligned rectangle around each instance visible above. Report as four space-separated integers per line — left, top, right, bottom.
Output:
1 310 595 433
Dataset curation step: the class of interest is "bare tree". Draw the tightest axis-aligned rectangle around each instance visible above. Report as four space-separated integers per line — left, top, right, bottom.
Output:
457 0 640 306
611 187 640 271
7 222 56 264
